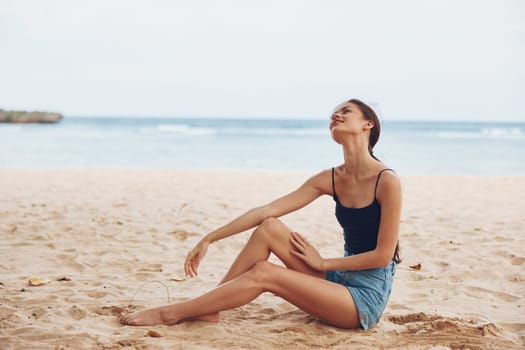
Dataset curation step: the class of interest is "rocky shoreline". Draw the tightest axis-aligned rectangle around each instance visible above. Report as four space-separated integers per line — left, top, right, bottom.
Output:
0 110 63 123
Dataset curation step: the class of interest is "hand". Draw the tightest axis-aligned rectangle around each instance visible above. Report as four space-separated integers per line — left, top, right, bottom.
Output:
289 231 324 271
184 239 210 277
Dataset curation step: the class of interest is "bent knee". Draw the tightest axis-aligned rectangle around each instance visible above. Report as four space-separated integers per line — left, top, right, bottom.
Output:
260 217 282 231
256 217 290 240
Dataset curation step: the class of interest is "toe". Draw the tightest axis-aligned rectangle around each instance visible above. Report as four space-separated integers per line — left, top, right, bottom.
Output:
119 315 129 325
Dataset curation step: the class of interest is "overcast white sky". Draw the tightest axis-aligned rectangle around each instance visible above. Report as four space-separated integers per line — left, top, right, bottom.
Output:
1 0 524 121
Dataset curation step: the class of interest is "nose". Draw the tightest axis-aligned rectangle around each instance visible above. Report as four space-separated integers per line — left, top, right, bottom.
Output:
331 113 342 121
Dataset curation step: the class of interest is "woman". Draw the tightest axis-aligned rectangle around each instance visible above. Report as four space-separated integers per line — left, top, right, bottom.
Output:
120 98 402 330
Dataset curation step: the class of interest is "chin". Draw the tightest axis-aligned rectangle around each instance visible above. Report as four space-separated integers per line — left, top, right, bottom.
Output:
331 132 342 145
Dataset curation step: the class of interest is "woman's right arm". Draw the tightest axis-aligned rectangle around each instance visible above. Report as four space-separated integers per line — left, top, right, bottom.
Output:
184 170 331 276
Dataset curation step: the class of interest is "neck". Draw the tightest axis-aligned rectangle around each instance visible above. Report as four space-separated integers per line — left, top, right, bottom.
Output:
341 138 376 178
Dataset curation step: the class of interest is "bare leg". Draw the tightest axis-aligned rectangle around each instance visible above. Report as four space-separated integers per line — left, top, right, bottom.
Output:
120 261 360 329
195 218 324 322
220 217 325 282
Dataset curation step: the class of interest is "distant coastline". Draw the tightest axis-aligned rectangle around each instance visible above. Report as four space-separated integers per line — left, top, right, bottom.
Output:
0 109 63 123
1 117 523 174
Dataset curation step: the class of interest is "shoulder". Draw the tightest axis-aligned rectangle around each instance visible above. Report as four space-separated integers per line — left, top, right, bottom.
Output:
376 169 401 201
304 168 333 195
378 169 400 183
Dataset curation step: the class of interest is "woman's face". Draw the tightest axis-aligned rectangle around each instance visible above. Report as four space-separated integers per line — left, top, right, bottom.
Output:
329 102 370 141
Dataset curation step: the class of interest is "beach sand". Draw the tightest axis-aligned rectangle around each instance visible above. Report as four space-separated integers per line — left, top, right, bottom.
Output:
0 169 523 349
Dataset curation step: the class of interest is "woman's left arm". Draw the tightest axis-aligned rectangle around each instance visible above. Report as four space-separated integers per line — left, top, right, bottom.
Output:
324 171 402 270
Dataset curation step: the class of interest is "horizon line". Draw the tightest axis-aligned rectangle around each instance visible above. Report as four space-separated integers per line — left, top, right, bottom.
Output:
62 114 525 123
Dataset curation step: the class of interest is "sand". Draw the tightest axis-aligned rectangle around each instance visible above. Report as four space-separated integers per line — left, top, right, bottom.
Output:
0 169 523 349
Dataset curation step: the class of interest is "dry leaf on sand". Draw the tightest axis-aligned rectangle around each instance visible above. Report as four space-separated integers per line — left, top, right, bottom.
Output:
28 277 49 286
146 330 162 337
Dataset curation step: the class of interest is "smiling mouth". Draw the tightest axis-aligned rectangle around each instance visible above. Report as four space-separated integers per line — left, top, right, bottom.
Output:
331 120 343 129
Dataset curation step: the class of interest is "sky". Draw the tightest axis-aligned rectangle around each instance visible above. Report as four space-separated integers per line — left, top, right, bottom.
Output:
1 0 524 121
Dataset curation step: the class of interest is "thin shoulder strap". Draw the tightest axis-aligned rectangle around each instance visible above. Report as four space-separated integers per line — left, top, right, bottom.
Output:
331 167 337 200
374 168 395 197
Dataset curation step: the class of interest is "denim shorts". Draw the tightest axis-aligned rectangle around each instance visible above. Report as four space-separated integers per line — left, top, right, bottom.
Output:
326 253 395 330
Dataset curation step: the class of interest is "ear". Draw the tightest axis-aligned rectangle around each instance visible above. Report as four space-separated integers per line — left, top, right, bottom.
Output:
363 120 374 130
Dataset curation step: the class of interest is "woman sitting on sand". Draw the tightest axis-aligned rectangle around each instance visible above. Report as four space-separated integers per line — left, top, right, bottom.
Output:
120 98 402 330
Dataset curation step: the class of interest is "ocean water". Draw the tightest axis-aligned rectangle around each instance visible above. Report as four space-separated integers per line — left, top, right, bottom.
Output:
1 117 524 175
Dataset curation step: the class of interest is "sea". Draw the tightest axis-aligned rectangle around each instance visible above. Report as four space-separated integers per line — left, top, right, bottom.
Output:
1 117 524 175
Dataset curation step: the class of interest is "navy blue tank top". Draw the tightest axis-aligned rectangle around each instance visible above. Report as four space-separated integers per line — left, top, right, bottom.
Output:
332 167 394 255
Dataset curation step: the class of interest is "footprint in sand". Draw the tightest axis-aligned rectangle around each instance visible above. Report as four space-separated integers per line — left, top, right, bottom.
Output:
86 291 112 299
465 286 519 302
91 305 135 316
48 210 65 220
28 307 47 320
67 305 87 320
0 306 22 327
168 230 199 241
55 253 85 272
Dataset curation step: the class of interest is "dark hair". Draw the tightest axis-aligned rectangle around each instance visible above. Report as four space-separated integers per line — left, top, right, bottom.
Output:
392 242 401 264
347 98 381 161
347 98 401 264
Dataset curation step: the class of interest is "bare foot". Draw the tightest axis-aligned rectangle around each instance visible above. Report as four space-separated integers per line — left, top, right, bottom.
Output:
119 306 177 326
